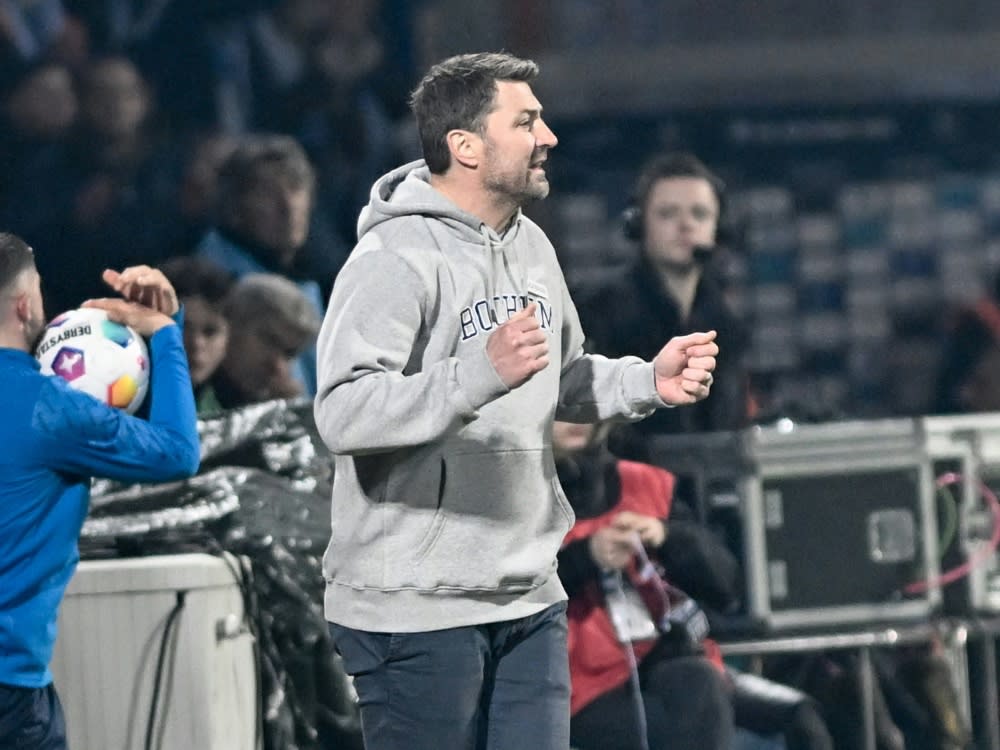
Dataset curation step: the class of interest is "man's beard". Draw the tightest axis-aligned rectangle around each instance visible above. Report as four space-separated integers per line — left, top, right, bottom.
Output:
484 172 549 210
483 146 550 207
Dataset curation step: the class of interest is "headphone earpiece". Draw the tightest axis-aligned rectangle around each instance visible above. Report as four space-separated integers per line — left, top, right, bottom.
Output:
621 204 643 242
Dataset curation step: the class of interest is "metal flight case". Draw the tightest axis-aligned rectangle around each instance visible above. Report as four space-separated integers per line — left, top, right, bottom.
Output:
921 413 1000 615
645 419 941 634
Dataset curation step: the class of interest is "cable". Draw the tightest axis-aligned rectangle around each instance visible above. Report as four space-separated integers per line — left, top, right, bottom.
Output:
205 538 263 750
904 472 1000 595
601 570 650 750
935 481 960 558
234 554 264 750
145 590 187 750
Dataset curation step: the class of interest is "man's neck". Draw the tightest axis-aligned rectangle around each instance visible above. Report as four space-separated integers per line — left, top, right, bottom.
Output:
654 262 701 321
0 328 29 352
429 172 516 232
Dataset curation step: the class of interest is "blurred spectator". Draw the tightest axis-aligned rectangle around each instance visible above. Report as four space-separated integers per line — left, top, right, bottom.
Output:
0 60 77 205
933 269 1000 413
174 0 394 270
554 420 833 750
176 131 240 250
556 420 736 750
2 55 183 316
210 0 327 134
278 0 401 248
197 134 315 280
0 0 87 69
1 58 77 140
195 133 325 394
574 152 751 444
126 0 268 132
74 55 155 186
160 255 235 414
211 272 320 409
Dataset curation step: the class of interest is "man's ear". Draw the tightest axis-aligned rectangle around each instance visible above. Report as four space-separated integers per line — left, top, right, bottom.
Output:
446 129 481 169
13 292 30 324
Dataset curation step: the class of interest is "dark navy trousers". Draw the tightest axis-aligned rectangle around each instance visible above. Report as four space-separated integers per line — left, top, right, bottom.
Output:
0 683 68 750
329 601 571 750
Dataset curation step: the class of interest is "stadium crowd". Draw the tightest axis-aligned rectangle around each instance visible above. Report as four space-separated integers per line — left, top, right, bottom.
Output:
0 4 987 750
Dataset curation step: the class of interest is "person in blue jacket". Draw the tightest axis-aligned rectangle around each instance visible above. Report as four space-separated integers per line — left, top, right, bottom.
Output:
0 231 201 750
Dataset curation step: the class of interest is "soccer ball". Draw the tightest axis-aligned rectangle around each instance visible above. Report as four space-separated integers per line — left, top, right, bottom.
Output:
35 307 150 415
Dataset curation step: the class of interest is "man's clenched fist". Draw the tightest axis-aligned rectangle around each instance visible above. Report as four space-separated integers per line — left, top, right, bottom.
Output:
486 303 549 389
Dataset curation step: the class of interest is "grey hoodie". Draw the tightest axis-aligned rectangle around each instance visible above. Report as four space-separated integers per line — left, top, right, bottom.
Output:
314 160 666 632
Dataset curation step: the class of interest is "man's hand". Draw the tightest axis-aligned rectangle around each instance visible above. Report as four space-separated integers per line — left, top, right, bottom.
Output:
653 330 718 405
614 510 667 548
100 265 180 317
588 521 639 571
81 298 174 338
486 303 548 389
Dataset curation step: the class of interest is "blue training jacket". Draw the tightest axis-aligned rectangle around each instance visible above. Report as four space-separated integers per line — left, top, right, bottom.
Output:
0 319 200 688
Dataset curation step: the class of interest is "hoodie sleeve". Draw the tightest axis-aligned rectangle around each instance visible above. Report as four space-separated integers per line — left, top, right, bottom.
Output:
555 269 667 422
314 248 509 455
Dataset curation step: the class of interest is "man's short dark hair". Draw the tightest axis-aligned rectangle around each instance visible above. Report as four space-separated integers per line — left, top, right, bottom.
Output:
0 233 36 292
214 135 316 222
409 52 539 174
631 152 726 213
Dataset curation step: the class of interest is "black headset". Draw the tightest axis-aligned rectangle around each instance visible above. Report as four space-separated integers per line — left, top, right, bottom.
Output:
621 152 731 247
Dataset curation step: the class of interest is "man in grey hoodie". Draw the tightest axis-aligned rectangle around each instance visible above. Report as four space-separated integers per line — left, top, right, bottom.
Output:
314 52 718 750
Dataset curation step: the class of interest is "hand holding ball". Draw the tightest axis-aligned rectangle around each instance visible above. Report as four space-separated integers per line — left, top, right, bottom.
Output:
35 307 150 414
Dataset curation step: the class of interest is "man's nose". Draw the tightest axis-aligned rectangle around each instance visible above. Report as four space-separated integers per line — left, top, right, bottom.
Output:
536 118 557 148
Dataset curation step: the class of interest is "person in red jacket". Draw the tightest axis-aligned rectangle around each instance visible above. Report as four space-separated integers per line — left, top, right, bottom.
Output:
555 420 734 750
556 419 834 750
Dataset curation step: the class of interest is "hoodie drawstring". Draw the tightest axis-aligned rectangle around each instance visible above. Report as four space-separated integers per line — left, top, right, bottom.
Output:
481 221 528 325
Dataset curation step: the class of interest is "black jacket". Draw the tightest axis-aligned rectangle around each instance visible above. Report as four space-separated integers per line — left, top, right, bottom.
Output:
573 255 750 436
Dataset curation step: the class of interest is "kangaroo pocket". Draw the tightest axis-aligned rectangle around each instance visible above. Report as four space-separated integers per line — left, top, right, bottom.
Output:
385 449 574 592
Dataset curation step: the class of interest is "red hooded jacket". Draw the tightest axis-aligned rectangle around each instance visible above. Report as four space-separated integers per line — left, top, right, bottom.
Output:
562 459 723 715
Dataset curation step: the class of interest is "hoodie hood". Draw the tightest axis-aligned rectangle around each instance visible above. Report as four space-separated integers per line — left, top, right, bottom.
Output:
359 159 514 239
358 159 529 308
